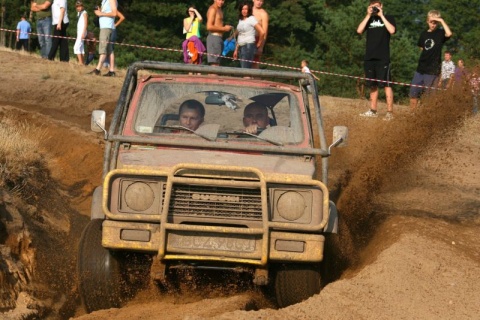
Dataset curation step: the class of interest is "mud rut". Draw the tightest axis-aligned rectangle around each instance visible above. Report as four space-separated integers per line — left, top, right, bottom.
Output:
0 51 478 319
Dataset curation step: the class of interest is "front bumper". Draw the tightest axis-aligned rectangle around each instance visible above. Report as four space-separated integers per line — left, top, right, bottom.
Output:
102 220 325 264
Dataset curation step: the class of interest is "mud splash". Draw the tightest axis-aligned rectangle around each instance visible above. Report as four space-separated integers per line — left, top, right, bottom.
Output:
323 85 474 279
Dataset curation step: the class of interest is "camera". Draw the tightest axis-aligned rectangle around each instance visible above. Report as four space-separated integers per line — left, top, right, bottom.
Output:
372 6 380 14
95 5 99 10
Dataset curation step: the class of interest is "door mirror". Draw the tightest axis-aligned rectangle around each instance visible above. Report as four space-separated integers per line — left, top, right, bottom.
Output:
91 110 106 133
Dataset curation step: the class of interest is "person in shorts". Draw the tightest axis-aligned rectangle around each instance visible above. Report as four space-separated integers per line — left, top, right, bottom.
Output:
73 1 88 64
357 0 396 120
206 0 233 66
409 10 452 111
89 0 117 76
103 9 125 68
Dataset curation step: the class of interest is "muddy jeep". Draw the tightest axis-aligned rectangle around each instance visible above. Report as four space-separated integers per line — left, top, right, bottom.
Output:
77 62 347 313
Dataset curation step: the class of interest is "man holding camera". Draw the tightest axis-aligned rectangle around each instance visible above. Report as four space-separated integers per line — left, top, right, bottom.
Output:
357 1 396 120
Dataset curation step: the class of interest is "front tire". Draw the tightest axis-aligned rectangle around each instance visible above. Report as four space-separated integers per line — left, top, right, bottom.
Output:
77 219 123 313
274 264 321 308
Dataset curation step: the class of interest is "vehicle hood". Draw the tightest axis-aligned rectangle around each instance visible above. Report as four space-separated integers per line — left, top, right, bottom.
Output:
117 148 315 178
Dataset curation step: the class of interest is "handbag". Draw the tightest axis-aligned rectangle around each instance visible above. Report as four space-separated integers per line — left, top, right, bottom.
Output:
222 29 236 56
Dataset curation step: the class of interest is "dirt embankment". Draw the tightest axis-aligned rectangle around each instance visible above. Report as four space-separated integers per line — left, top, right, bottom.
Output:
0 50 479 319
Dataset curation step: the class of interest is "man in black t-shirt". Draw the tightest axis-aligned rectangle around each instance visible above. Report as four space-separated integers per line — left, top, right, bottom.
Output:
409 10 452 111
357 0 396 120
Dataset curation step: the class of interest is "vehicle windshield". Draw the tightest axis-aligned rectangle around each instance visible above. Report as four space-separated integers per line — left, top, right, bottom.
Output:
130 80 306 146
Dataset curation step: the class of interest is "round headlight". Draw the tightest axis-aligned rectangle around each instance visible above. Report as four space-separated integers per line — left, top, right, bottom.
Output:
276 191 306 221
124 182 155 211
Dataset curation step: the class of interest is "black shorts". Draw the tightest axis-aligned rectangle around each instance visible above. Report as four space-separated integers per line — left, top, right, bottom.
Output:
364 60 392 88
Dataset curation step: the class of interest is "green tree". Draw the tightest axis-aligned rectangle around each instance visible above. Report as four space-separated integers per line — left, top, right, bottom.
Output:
2 0 478 99
315 0 366 97
428 0 480 62
391 31 419 101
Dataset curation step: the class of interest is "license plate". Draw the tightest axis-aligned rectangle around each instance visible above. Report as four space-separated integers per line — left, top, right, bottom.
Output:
169 233 256 252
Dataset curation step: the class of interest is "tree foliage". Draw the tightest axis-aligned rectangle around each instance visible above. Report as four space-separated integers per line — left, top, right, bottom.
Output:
1 0 478 99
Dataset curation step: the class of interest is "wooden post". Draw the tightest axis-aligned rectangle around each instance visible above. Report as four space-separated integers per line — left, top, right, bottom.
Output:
0 0 5 47
8 30 13 49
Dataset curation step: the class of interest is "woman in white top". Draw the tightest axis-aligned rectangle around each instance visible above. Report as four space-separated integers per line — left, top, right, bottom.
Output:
233 2 264 69
183 5 203 39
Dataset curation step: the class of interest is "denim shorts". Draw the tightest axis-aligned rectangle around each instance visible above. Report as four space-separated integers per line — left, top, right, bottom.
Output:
409 72 438 98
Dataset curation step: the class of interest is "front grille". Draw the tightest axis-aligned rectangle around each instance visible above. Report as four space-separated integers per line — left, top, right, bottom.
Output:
167 184 262 220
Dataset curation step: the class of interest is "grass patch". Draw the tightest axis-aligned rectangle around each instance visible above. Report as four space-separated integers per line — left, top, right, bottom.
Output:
0 118 49 199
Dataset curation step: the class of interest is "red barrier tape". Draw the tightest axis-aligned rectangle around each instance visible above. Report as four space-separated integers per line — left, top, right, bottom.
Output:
1 27 441 91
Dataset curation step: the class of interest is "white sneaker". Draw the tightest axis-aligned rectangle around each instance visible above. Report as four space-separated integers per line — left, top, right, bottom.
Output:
383 112 394 121
360 109 378 118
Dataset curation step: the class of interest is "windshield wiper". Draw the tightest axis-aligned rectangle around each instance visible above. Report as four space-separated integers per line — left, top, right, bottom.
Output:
225 131 283 146
156 125 216 142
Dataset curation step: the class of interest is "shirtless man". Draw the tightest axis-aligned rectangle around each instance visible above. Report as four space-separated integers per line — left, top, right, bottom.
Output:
206 0 233 66
252 0 268 69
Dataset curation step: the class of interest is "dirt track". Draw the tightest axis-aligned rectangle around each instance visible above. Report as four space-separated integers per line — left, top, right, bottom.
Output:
0 50 479 319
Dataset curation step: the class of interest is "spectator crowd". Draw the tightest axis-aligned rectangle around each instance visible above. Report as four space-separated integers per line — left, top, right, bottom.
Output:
9 0 479 114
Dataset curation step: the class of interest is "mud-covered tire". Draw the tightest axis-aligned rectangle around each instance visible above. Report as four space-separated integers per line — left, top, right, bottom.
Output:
274 264 321 308
77 219 123 313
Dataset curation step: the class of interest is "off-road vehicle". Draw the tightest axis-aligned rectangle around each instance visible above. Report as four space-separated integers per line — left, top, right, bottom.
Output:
77 61 347 313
